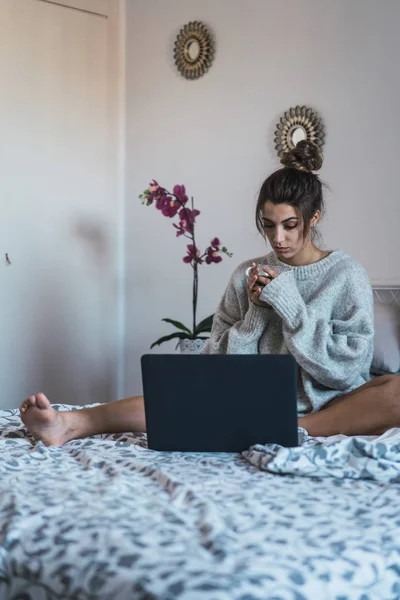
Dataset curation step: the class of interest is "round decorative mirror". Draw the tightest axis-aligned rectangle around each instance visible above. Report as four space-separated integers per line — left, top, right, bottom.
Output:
174 21 215 80
186 39 200 61
274 106 325 158
290 126 307 146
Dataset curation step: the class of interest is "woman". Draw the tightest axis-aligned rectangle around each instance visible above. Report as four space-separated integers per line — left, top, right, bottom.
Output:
20 142 400 445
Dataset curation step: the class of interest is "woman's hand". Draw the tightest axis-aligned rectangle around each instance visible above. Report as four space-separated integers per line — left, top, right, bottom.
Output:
247 263 278 307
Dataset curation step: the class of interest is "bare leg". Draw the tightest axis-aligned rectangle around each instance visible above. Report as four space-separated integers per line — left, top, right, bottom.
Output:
299 375 400 437
20 393 146 447
20 375 400 446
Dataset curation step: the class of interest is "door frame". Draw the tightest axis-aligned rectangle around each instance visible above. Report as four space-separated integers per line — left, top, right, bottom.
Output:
38 0 109 17
38 0 127 398
108 0 127 400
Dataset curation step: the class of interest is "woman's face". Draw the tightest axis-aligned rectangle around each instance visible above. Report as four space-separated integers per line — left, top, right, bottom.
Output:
261 201 319 261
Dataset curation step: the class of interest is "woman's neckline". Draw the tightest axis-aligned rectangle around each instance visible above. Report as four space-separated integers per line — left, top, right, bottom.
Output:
266 249 345 280
281 249 332 267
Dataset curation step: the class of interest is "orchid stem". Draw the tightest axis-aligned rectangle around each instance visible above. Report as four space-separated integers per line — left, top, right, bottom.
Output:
190 196 198 337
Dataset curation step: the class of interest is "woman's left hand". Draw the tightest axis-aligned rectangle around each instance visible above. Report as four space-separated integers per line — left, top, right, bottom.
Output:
247 263 279 307
258 266 279 286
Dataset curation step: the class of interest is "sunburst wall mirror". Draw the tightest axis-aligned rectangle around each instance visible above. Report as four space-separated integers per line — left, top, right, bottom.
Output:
174 21 215 80
274 105 325 158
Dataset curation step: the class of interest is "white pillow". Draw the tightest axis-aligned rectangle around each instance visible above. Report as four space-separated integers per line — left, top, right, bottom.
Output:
371 301 400 374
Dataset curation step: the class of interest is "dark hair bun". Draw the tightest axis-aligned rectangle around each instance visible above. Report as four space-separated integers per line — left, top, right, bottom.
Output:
280 140 323 173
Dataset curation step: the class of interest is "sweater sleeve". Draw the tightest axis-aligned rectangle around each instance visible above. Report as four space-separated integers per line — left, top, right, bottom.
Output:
259 268 374 390
201 269 273 355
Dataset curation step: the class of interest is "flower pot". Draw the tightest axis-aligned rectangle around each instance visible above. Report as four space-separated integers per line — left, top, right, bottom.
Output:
179 338 207 354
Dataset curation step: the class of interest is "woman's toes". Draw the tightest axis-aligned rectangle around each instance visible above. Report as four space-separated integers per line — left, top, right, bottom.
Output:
35 393 51 410
20 395 36 414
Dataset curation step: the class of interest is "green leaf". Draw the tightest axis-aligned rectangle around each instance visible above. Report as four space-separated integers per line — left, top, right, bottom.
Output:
161 318 192 335
195 314 214 335
150 331 191 349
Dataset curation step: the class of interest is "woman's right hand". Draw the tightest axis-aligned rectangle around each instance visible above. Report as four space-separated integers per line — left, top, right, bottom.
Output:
247 263 272 308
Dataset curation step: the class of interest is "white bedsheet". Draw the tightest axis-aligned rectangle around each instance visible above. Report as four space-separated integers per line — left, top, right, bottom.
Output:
0 406 399 600
244 427 400 482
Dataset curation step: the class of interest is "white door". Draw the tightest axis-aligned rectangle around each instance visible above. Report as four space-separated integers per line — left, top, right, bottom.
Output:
0 0 123 408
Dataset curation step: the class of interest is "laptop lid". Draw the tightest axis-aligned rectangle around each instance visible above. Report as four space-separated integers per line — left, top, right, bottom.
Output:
141 354 298 452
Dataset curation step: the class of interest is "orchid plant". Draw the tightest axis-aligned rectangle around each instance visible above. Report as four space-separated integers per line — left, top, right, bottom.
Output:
140 181 232 348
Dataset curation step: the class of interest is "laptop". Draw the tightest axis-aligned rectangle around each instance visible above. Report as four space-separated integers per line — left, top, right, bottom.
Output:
141 354 298 452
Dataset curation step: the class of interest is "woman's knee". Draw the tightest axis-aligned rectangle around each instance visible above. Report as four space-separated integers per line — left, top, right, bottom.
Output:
380 374 400 418
372 373 396 386
380 374 400 391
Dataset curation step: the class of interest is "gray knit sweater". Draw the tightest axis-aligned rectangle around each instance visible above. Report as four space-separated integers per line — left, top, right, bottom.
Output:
202 249 374 415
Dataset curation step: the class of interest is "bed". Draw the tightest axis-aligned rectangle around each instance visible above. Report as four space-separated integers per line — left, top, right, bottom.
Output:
0 288 399 600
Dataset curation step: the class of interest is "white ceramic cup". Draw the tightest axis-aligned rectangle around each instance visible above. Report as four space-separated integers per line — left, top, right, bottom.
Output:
245 264 273 286
245 263 291 285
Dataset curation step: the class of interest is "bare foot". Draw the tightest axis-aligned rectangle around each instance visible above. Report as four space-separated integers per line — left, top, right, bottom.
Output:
20 393 72 447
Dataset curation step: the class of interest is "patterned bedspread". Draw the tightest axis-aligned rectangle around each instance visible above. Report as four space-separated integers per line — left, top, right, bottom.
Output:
1 405 400 600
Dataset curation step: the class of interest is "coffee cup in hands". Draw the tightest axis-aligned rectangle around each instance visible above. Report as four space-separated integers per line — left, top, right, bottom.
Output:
245 263 290 287
245 265 270 287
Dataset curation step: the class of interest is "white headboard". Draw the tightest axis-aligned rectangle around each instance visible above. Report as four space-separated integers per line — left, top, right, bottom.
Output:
372 286 400 309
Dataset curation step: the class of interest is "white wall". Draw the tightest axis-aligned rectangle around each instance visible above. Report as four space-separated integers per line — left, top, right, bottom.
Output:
0 0 122 409
124 0 400 396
